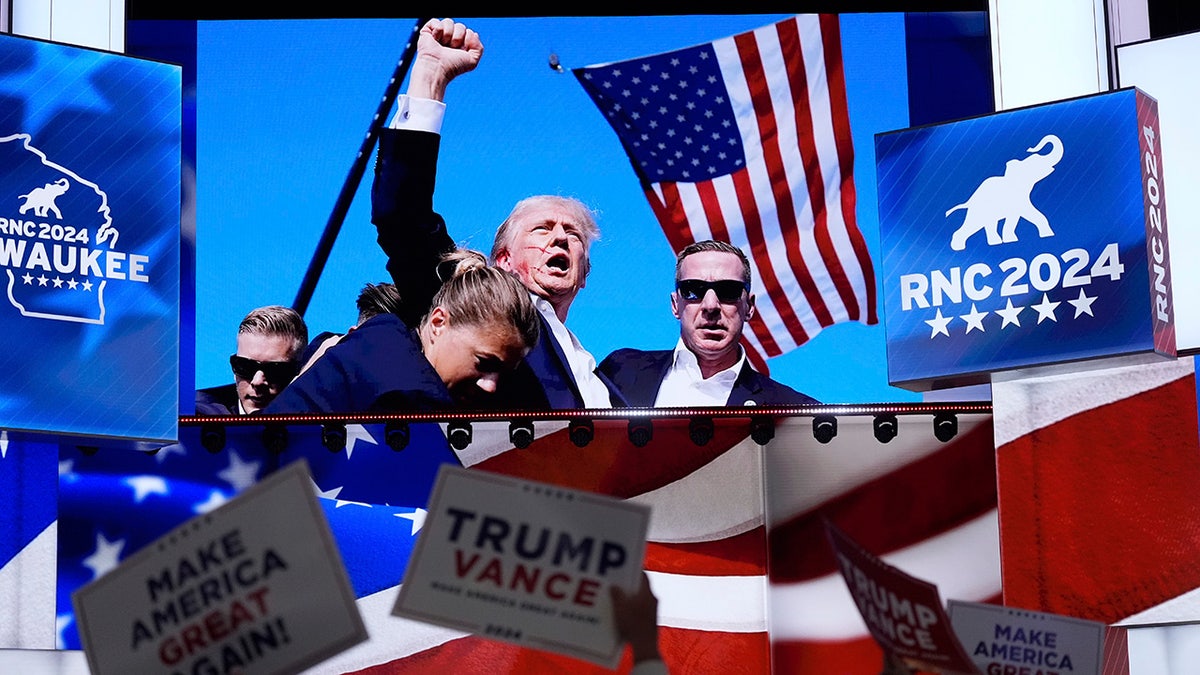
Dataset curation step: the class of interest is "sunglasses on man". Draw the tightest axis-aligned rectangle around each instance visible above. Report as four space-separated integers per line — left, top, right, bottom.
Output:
676 279 750 303
229 355 300 383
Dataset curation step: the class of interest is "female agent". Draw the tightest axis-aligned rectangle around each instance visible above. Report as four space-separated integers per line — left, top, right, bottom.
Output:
265 253 539 413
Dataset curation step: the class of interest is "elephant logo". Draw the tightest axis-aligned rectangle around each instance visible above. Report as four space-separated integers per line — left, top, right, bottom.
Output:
946 134 1063 251
17 178 70 219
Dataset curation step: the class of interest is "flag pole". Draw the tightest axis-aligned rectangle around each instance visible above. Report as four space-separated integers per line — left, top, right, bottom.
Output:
292 17 432 316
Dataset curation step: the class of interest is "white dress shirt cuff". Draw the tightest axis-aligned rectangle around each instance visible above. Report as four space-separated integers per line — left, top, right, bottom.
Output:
388 94 446 134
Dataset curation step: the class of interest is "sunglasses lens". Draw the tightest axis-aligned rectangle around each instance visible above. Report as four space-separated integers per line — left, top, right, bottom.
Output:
677 280 746 303
677 280 704 301
712 280 747 302
230 355 297 382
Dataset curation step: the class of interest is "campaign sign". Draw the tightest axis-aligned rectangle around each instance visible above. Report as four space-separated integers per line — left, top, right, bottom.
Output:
826 520 979 674
0 33 180 441
948 600 1106 675
876 88 1173 391
392 464 651 668
72 460 367 675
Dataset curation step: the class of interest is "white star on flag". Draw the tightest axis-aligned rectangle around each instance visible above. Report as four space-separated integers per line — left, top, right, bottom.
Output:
960 304 988 334
124 475 169 503
344 423 379 460
217 450 261 491
1068 288 1097 318
314 481 343 500
1032 293 1061 324
395 508 428 536
996 299 1025 328
56 614 73 650
82 532 125 580
333 496 371 509
925 309 953 338
193 490 230 514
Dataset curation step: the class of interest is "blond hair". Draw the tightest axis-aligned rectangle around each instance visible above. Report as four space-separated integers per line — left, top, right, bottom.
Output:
238 305 308 358
425 249 540 348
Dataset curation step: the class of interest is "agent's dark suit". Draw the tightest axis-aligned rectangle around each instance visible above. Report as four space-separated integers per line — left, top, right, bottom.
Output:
264 313 453 414
598 348 820 407
194 384 239 415
373 127 625 410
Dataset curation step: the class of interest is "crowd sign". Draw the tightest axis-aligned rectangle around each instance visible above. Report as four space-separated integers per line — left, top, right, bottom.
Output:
875 87 1174 391
393 464 651 668
73 460 366 675
948 600 1106 675
0 33 181 441
825 520 979 674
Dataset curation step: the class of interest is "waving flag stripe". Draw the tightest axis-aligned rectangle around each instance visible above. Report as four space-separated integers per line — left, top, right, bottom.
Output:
778 19 855 323
724 35 822 348
738 27 834 334
764 414 999 674
820 14 877 325
769 419 996 582
996 358 1200 625
645 528 766 577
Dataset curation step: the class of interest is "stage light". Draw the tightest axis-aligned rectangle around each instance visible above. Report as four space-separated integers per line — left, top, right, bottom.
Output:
873 413 898 444
447 420 473 451
933 412 958 443
812 415 838 444
569 418 594 448
750 416 775 445
261 424 289 454
77 445 99 456
200 423 226 453
688 416 714 446
322 423 347 453
509 420 535 449
385 421 410 451
628 418 653 448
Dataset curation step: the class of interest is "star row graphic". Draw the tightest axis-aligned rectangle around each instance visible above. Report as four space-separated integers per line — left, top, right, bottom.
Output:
20 272 95 291
923 290 1098 338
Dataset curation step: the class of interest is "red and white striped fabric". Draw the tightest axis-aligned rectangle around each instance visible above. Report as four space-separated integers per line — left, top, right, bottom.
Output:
307 412 1005 675
994 355 1200 628
574 15 878 373
310 417 774 674
766 413 1001 674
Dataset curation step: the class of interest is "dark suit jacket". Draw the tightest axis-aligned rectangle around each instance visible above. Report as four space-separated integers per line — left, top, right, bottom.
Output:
373 128 624 410
493 313 628 410
264 314 453 414
298 330 341 369
194 383 239 416
598 348 820 407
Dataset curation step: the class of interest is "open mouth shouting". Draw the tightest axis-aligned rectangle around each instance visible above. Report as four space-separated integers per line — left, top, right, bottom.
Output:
542 251 571 275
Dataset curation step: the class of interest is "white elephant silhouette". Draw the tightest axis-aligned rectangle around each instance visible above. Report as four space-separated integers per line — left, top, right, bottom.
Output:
17 178 70 219
946 134 1063 251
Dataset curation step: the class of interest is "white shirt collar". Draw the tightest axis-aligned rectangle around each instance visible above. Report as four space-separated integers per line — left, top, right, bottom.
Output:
653 338 745 407
531 294 613 408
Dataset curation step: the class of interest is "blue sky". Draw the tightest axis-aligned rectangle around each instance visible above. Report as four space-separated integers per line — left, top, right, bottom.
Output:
194 14 932 404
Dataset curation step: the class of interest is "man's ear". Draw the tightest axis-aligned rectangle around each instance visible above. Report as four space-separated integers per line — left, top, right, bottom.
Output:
494 249 512 272
745 293 757 321
670 291 681 320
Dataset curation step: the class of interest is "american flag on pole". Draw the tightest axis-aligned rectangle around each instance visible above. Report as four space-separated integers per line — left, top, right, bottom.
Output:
574 14 877 373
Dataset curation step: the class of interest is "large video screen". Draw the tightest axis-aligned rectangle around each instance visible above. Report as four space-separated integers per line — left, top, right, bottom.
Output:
180 14 992 412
